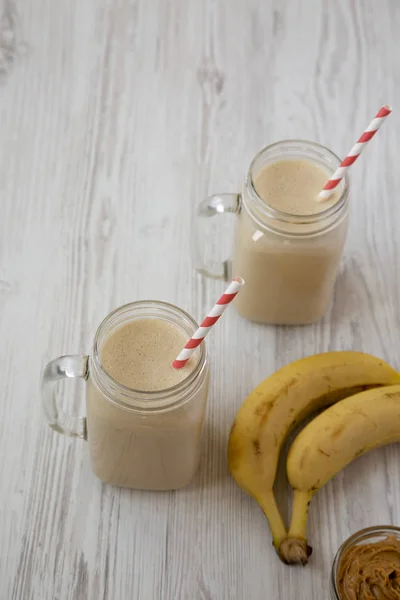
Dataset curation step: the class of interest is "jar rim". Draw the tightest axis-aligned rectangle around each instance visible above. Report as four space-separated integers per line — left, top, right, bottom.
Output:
245 139 350 233
331 525 400 599
90 300 207 413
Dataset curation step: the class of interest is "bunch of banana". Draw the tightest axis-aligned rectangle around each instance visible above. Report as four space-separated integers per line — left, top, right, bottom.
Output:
280 385 400 565
228 351 400 561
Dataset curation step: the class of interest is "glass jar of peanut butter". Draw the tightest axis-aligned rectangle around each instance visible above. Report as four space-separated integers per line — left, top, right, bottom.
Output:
331 526 400 599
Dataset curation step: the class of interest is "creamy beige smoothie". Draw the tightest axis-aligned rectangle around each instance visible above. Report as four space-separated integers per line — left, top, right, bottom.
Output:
86 317 209 490
232 157 348 324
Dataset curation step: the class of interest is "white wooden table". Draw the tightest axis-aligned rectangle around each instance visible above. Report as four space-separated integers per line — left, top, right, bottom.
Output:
1 0 400 598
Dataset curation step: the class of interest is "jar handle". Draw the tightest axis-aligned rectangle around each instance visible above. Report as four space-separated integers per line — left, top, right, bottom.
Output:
193 193 241 281
41 355 88 439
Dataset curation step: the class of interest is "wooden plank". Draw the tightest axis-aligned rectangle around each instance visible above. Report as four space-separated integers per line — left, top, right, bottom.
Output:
1 0 399 597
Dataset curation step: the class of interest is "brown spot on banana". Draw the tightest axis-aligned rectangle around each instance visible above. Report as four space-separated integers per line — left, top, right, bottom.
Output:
279 376 300 397
252 439 261 455
354 447 366 459
332 424 346 438
253 377 299 422
299 449 309 471
318 448 330 458
253 399 274 418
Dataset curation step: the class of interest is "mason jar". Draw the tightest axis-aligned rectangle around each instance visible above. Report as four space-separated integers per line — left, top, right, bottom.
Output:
331 525 400 599
41 301 210 490
194 140 349 325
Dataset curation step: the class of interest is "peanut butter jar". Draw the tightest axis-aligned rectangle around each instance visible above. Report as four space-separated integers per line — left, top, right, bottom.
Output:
331 526 400 599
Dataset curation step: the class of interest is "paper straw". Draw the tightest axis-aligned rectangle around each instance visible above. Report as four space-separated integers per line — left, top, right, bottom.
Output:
172 277 245 369
318 104 392 201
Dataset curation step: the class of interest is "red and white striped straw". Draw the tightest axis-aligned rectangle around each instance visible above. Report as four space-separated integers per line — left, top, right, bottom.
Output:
172 277 245 369
318 104 392 201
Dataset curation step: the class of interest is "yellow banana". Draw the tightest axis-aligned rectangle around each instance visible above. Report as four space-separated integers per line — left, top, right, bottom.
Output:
228 352 400 554
282 385 400 565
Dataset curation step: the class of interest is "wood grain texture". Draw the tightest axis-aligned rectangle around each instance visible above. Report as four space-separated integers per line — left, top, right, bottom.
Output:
1 0 400 598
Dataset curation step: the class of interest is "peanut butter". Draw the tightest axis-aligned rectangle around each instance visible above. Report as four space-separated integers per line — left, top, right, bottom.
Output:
337 535 400 599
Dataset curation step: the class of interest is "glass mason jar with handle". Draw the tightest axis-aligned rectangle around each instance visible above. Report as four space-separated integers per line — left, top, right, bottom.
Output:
193 140 350 325
41 301 209 491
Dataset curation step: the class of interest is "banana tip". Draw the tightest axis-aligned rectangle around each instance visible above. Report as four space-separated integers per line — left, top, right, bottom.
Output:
279 537 312 566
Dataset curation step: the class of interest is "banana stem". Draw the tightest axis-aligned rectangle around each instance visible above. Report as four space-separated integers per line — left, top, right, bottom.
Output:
256 491 288 551
278 490 313 565
289 489 312 539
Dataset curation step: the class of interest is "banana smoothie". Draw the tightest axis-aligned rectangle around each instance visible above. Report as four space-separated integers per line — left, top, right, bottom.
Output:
86 311 209 490
232 145 349 325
